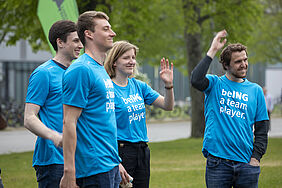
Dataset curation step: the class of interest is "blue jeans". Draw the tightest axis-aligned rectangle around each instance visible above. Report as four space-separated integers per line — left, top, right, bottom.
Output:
34 164 64 188
206 155 260 188
76 165 121 188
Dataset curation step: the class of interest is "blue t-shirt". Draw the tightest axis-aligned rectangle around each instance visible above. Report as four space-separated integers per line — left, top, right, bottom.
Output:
203 75 269 163
63 53 121 178
26 59 65 166
113 78 159 143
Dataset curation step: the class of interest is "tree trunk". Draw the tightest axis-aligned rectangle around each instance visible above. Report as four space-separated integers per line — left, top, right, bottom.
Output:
182 0 206 137
185 32 205 138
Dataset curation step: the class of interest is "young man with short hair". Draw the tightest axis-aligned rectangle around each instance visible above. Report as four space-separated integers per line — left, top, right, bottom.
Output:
24 20 82 188
191 30 269 188
60 11 121 188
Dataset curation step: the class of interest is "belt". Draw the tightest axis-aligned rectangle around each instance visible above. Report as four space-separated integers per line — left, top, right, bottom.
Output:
118 141 148 148
210 155 240 164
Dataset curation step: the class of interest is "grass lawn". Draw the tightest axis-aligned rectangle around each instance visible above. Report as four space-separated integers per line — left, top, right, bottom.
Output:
0 138 281 188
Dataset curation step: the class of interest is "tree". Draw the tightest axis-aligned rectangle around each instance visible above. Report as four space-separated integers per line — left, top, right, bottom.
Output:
247 0 282 64
1 0 280 137
182 0 264 137
0 0 48 51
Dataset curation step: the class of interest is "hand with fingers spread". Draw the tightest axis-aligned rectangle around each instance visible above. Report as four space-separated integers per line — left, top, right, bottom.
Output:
160 58 174 88
207 29 227 58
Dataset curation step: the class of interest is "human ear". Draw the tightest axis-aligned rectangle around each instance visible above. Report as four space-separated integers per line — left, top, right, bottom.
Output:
56 38 64 48
84 30 93 39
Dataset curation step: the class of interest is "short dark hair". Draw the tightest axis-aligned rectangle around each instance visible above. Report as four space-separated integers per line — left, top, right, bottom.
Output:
48 20 77 51
77 11 109 46
220 43 248 70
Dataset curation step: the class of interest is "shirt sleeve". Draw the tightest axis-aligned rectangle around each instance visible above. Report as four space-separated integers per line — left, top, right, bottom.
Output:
204 74 218 94
255 86 269 122
63 65 91 108
135 79 160 105
26 67 49 106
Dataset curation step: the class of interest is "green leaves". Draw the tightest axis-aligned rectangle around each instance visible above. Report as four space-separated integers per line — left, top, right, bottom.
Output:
0 0 46 52
0 0 280 64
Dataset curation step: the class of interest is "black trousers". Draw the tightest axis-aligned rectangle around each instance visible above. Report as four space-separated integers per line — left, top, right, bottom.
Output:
118 141 150 188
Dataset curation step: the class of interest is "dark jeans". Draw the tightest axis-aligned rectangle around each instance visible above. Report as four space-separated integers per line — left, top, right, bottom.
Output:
206 155 260 188
34 164 64 188
118 141 150 188
76 165 121 188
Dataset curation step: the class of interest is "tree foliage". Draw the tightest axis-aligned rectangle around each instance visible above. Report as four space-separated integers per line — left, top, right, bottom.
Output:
1 0 279 64
181 0 265 137
247 0 282 64
0 0 48 51
1 0 281 137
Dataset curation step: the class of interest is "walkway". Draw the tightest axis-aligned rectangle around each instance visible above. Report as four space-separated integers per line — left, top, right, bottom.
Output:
0 118 281 154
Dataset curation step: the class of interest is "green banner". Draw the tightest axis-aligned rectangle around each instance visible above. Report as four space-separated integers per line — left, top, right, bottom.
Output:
37 0 79 55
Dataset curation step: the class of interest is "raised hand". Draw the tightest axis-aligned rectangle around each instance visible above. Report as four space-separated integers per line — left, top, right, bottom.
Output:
159 58 173 87
207 29 227 58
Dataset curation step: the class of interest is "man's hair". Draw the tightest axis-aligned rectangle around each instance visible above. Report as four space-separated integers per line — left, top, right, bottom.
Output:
48 20 77 51
77 11 109 46
104 41 139 78
220 43 248 70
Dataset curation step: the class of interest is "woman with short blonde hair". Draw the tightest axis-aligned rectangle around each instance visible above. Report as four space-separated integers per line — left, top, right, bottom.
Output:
104 40 174 188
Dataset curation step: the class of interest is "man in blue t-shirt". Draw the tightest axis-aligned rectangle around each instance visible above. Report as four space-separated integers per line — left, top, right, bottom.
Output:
24 20 82 188
60 11 121 188
191 30 268 188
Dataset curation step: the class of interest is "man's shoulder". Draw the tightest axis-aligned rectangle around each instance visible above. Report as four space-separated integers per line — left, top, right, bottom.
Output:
244 79 262 89
207 74 220 78
31 60 54 75
67 59 91 73
206 74 221 83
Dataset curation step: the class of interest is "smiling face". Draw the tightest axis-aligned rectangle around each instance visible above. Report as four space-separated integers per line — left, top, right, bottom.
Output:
114 48 137 77
59 31 83 60
226 50 248 82
92 18 116 52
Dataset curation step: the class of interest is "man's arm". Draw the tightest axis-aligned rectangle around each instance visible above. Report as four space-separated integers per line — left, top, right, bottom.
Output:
24 103 62 147
250 120 269 166
190 56 212 91
60 104 82 188
190 30 227 91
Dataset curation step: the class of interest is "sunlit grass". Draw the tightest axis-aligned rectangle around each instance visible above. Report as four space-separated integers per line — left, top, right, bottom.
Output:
0 138 281 188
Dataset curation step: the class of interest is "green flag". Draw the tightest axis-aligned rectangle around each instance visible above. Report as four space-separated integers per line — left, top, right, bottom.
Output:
37 0 79 55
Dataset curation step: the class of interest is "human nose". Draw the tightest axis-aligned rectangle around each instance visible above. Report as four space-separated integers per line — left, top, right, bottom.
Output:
110 29 116 37
129 59 136 65
242 60 248 67
78 41 83 49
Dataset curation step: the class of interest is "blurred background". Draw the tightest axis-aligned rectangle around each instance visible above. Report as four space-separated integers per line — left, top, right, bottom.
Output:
0 0 281 136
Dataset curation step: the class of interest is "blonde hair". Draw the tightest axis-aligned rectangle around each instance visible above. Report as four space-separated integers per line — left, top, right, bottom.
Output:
104 41 139 78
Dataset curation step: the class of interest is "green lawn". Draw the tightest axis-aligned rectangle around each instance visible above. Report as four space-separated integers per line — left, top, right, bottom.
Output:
1 138 281 188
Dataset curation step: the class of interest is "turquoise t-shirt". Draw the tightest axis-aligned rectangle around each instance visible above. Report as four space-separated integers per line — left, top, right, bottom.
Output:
113 78 159 143
203 75 269 163
63 53 121 178
26 60 65 166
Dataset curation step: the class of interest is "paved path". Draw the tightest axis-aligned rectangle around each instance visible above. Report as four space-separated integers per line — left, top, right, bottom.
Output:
0 118 281 154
